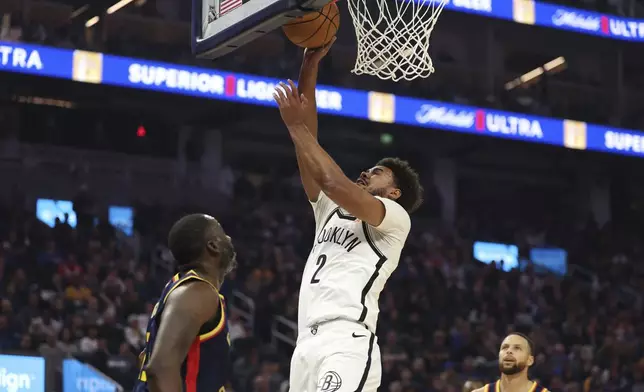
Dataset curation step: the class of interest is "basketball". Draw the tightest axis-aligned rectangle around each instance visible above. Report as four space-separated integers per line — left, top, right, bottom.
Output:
282 2 339 49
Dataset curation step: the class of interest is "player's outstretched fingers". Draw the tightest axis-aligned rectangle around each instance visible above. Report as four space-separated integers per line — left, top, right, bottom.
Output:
272 91 283 107
275 85 290 107
279 82 295 104
319 37 336 56
300 94 309 108
287 80 299 101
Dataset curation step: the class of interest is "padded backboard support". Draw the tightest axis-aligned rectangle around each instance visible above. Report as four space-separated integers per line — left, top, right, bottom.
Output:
193 0 330 59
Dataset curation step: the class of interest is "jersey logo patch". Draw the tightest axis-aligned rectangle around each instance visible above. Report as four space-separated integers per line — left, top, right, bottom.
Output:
318 371 342 392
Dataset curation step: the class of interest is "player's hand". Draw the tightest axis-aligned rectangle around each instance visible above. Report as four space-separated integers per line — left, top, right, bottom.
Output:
273 80 309 128
303 36 336 65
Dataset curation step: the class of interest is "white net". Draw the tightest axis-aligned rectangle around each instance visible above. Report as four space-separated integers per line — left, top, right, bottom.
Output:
347 0 446 81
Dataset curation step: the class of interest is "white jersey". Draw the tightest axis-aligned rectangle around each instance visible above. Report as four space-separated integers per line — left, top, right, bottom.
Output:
297 191 411 336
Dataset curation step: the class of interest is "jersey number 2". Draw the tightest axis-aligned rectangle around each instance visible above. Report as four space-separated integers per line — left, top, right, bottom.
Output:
310 254 327 284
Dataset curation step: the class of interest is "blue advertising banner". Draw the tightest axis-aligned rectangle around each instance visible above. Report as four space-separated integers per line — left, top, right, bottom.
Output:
529 247 568 276
62 359 120 392
1 41 643 158
473 241 519 271
443 0 644 42
0 354 45 392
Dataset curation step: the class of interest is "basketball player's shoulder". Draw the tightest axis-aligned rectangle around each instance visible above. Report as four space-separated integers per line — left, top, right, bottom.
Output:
471 387 486 392
310 191 338 219
372 196 411 235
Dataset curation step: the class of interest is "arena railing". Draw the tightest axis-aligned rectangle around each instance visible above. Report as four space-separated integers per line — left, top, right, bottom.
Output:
568 263 642 303
230 290 256 331
271 315 297 348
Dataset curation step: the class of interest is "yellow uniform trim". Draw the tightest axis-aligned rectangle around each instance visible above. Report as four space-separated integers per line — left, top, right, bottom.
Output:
139 351 148 381
161 270 223 341
139 271 220 383
493 381 539 392
162 270 218 304
199 295 226 341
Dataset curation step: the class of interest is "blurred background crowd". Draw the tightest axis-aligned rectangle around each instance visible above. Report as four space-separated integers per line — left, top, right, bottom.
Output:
1 177 644 392
2 0 644 391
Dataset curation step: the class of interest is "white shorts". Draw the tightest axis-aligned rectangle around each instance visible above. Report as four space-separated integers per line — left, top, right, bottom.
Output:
289 320 382 392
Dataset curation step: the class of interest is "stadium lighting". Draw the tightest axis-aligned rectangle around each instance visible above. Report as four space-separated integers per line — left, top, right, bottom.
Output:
85 16 100 28
86 0 137 28
70 5 90 19
505 56 567 91
107 0 135 14
543 56 566 72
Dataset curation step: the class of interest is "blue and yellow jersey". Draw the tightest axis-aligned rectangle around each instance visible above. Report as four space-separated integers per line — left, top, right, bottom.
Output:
133 270 231 392
484 381 549 392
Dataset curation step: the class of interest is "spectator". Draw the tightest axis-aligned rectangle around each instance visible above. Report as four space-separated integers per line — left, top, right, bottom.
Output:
124 318 145 350
79 326 100 355
58 254 83 282
65 275 92 303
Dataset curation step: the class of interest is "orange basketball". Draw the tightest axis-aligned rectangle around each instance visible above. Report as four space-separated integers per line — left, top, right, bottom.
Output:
282 2 340 49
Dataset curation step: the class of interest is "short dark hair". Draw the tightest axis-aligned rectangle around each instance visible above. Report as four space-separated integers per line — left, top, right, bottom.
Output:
376 157 424 213
168 214 217 267
508 332 535 355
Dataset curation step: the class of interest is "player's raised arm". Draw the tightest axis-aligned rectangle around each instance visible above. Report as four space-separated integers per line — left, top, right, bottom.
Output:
275 80 390 226
294 38 336 202
145 282 219 392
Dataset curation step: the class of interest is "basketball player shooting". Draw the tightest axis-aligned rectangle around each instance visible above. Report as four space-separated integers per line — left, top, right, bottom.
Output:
473 333 550 392
133 214 236 392
273 45 424 392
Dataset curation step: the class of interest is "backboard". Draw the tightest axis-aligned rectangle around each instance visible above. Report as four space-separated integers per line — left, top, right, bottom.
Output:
193 0 330 59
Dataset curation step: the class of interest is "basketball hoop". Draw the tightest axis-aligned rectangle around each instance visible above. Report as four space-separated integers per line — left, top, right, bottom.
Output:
346 0 446 81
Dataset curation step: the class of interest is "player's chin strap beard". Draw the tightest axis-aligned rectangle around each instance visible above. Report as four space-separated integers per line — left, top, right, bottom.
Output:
370 187 388 198
174 240 237 276
219 240 237 275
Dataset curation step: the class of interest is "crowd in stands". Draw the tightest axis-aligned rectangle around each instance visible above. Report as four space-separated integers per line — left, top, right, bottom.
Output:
2 1 644 391
0 173 644 392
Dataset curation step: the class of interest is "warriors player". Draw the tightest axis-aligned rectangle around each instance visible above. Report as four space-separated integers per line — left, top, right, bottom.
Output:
473 333 550 392
133 214 236 392
273 41 423 392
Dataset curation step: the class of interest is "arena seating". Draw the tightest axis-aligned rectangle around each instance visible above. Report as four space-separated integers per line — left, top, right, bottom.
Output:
2 1 644 391
1 175 643 392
